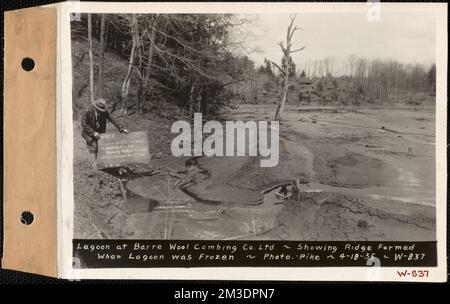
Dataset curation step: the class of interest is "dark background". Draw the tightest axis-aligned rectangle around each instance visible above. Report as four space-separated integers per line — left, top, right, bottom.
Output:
1 0 448 299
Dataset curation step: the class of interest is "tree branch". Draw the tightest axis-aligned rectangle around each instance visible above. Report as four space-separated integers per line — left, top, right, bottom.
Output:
270 61 285 75
288 15 296 32
289 25 302 41
132 65 143 79
286 14 297 42
219 78 245 89
291 46 306 53
278 42 288 55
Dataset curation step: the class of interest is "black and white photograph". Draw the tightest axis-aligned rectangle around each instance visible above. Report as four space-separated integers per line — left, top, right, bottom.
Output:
3 0 448 284
64 2 446 276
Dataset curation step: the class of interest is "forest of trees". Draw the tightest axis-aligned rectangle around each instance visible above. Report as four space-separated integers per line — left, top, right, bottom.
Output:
74 13 255 116
72 13 436 120
255 54 435 106
297 56 436 98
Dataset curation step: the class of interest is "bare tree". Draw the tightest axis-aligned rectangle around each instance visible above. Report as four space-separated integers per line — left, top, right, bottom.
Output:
97 14 107 97
87 14 95 104
271 14 305 120
121 14 139 115
94 13 251 116
137 15 161 113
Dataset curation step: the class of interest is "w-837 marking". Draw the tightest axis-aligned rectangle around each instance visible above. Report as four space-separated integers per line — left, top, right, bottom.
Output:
397 270 430 278
393 253 426 260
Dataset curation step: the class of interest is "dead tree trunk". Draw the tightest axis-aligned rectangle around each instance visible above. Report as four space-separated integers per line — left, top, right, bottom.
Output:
98 14 107 97
189 83 195 116
136 44 145 114
87 14 95 104
275 71 290 120
197 84 203 113
271 14 305 120
139 22 157 113
121 15 138 115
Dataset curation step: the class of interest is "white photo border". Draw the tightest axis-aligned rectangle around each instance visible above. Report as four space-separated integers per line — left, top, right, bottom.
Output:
58 1 448 281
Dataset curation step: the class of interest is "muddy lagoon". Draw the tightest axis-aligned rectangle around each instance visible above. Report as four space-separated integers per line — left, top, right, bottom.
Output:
115 105 436 241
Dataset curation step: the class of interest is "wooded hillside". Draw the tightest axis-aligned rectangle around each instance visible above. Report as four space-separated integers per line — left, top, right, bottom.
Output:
71 13 436 120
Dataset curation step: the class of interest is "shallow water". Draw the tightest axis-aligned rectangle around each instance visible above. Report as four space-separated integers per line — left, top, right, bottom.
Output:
123 106 436 240
124 164 434 240
124 173 286 240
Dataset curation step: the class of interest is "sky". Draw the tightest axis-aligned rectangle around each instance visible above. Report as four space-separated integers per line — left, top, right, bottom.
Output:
240 11 437 68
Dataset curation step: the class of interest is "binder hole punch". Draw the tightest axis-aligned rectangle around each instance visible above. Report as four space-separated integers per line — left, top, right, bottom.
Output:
20 211 34 225
21 57 35 71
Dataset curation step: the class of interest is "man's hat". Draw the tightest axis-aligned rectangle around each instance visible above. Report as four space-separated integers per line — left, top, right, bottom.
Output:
93 98 108 112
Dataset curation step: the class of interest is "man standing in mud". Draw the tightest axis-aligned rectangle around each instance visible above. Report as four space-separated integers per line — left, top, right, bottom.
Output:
81 98 129 156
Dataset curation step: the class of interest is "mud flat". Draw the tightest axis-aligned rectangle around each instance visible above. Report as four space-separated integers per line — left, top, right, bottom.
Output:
120 105 435 241
73 104 436 241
